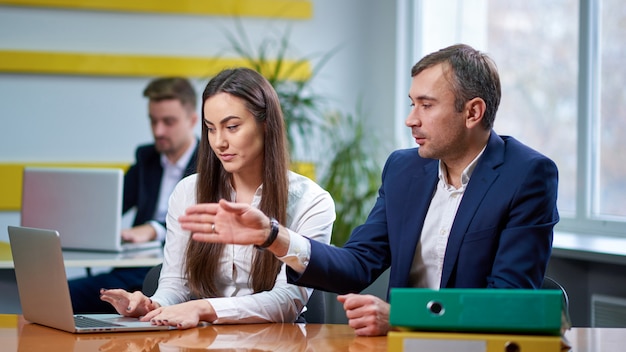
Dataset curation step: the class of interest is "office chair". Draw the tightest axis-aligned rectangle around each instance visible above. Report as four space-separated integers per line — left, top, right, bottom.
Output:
142 263 162 296
542 276 571 331
142 263 327 323
301 289 326 324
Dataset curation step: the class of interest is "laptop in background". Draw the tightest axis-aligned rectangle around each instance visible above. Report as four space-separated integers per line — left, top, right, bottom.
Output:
8 226 173 333
20 166 160 252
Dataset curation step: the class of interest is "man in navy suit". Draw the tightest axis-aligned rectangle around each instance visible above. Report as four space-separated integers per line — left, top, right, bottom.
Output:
69 77 199 313
186 44 560 336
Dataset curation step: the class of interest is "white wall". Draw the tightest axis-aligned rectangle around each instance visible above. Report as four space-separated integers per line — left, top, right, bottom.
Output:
0 1 400 241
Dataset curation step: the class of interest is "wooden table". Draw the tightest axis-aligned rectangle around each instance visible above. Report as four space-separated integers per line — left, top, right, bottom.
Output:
0 315 387 351
0 315 623 351
563 327 625 352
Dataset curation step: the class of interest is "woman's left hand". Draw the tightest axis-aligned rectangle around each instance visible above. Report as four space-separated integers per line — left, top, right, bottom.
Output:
141 300 217 329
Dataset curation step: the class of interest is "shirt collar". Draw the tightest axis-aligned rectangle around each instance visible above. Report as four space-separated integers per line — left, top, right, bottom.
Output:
437 144 487 189
160 138 197 170
229 183 264 207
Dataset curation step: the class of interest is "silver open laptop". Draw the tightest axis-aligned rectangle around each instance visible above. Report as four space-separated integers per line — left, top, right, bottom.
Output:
20 167 160 252
8 225 172 333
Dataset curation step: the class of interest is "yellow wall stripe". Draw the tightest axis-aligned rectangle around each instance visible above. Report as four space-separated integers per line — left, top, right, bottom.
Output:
0 50 312 80
0 0 313 19
0 162 315 211
0 313 18 328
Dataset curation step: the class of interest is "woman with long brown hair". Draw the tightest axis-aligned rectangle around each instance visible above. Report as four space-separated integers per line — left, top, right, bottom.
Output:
100 67 334 329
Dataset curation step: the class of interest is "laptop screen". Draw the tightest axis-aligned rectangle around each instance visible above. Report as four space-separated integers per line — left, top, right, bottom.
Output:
20 167 124 251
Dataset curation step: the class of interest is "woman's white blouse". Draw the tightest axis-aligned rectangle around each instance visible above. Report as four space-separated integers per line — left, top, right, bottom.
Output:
150 171 335 324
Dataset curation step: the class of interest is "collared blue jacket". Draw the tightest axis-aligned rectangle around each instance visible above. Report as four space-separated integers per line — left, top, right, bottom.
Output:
289 132 559 296
123 142 198 227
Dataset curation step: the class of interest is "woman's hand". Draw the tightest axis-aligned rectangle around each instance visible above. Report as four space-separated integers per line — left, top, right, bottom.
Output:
182 200 270 246
178 202 220 236
141 300 217 329
99 288 159 318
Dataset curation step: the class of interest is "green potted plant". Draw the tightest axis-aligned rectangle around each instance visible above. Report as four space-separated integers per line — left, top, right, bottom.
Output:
318 107 381 246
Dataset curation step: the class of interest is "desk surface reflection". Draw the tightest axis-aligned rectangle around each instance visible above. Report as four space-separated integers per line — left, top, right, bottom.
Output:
1 315 624 351
3 315 386 352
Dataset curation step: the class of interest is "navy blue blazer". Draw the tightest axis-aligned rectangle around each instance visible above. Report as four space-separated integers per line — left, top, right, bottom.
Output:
123 143 198 227
289 132 559 296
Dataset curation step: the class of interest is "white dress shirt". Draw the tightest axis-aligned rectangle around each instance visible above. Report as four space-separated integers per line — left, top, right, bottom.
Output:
407 150 483 289
148 139 198 242
150 171 335 324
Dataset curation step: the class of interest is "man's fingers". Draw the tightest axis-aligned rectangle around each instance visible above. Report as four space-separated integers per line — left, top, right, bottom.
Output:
337 293 356 304
338 293 367 310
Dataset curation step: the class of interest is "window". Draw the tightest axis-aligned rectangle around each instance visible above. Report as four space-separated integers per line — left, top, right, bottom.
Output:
597 0 626 219
486 0 578 217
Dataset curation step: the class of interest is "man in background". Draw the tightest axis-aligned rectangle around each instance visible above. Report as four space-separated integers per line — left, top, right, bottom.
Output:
70 77 199 313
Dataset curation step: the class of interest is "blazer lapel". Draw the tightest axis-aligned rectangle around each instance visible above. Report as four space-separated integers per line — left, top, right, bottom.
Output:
396 160 438 286
144 151 164 220
440 132 505 287
183 141 199 177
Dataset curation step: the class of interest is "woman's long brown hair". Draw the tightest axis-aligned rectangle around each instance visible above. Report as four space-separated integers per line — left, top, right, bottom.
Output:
186 67 288 297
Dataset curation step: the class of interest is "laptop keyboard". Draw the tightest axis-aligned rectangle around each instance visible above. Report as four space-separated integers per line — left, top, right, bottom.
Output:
75 315 123 328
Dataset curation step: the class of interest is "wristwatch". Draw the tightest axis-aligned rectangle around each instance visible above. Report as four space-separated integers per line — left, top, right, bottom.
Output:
255 217 279 250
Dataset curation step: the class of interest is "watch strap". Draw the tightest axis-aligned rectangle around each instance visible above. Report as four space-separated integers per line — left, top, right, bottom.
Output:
255 217 279 249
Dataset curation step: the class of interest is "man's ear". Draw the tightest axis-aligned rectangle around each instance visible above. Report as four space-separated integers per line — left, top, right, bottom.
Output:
190 111 199 127
465 97 486 128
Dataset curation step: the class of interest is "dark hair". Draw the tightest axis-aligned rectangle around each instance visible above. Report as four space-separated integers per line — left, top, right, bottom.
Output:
143 77 197 110
186 67 288 297
411 44 501 129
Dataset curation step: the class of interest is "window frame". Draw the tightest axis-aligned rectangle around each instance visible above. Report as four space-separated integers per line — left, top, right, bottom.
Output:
399 0 626 238
556 0 626 237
